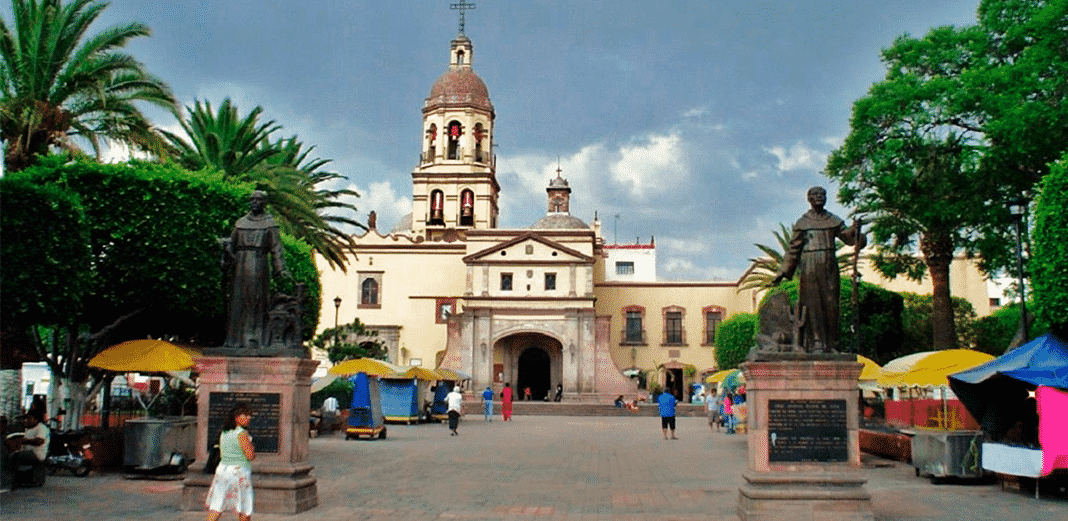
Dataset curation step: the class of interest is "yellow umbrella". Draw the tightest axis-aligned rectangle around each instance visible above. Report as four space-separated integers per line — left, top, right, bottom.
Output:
392 367 443 381
327 358 401 376
89 339 197 372
434 367 471 381
705 369 734 384
877 349 995 387
857 355 882 381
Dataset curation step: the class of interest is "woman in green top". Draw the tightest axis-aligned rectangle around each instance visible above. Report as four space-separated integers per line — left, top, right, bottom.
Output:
206 403 256 521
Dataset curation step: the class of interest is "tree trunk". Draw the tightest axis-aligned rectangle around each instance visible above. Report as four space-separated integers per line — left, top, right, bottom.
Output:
0 369 23 418
921 230 956 350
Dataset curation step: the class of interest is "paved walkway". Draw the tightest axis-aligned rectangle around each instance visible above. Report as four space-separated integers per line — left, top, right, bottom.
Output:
2 416 1065 520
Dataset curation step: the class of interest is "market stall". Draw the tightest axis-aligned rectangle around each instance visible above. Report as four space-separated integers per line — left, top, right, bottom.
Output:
949 333 1068 497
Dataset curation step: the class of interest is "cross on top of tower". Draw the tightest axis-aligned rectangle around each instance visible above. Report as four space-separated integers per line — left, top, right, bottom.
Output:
450 1 476 35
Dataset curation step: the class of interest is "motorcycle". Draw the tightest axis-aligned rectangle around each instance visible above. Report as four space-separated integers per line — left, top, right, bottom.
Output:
45 426 92 477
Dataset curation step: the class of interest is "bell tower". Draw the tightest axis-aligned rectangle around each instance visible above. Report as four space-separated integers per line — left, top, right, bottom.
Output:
410 20 499 239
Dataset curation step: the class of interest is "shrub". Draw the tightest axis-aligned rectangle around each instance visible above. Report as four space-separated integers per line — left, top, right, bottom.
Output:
715 312 758 370
1032 152 1068 337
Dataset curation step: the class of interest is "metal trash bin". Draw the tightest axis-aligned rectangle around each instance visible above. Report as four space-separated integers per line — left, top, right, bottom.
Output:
910 429 984 482
123 417 195 473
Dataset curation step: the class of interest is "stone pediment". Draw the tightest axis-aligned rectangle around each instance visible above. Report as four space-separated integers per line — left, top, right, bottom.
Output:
462 232 593 264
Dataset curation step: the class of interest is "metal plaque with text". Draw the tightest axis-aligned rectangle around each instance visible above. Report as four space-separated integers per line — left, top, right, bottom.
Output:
207 392 280 453
767 399 848 462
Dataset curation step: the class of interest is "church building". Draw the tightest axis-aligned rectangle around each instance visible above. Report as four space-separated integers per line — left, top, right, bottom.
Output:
317 23 996 402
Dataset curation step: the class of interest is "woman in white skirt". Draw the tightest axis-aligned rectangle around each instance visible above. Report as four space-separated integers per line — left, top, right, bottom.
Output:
206 403 256 521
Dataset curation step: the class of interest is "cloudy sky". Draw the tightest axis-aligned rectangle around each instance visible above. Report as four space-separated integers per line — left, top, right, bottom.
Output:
16 0 982 280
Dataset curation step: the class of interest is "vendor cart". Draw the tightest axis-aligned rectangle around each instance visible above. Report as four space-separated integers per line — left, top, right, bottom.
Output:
379 376 428 424
345 372 387 440
429 383 450 422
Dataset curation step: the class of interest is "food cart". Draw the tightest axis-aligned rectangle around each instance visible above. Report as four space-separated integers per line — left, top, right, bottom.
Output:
345 372 387 440
379 375 428 424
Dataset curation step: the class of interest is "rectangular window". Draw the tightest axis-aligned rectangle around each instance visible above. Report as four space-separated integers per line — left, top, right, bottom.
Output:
500 272 513 291
705 311 723 345
358 271 383 309
665 311 683 344
544 272 556 291
624 311 643 343
616 261 635 275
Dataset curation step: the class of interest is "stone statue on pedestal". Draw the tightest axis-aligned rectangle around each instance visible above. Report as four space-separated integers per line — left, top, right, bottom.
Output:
216 190 304 356
765 186 865 355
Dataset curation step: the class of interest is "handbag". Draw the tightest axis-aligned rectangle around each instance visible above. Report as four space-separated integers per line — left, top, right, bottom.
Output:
203 443 221 474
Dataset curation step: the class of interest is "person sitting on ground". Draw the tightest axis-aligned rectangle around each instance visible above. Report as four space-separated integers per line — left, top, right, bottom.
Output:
614 395 625 408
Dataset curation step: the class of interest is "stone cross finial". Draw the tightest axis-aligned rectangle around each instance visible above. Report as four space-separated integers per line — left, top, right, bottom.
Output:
450 1 476 34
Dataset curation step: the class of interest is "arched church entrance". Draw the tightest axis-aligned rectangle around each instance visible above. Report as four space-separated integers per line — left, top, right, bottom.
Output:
495 332 561 402
517 348 550 401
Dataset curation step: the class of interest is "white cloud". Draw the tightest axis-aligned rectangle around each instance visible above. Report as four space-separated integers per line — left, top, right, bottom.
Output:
764 141 828 172
610 133 689 196
682 106 709 118
659 237 706 254
335 180 411 234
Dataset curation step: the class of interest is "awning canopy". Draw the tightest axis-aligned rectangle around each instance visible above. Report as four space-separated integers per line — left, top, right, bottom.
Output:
327 358 402 376
877 349 994 387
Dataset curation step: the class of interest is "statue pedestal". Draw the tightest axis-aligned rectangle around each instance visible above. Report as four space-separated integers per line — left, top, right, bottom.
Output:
181 356 319 514
737 359 873 521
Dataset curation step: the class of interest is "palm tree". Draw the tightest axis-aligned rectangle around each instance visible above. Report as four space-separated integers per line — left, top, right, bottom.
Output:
738 223 853 292
0 0 177 172
161 98 362 270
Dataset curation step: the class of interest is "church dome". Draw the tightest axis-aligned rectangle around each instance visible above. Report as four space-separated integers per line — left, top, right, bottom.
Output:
530 214 589 230
426 69 493 112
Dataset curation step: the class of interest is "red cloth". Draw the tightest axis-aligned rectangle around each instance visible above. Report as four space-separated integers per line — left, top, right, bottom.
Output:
1038 386 1068 476
501 387 513 421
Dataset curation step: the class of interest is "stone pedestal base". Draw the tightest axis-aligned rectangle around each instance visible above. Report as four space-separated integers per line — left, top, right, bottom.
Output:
180 356 318 514
736 359 873 521
182 463 317 514
738 471 873 521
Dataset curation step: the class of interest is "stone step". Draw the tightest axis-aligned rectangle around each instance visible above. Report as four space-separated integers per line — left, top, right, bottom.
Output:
460 401 709 417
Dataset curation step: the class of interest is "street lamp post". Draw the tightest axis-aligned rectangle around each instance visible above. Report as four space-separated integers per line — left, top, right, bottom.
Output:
333 296 342 347
1009 200 1028 343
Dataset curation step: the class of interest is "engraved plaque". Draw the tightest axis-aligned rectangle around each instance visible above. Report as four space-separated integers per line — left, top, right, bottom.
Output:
767 399 848 462
208 392 281 453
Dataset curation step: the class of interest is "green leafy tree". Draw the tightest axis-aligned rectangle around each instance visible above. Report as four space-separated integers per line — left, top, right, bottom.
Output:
1032 152 1068 337
309 318 388 363
6 156 319 428
714 313 758 371
899 292 979 355
311 378 353 410
0 0 177 172
161 98 362 270
827 1 1068 350
0 177 90 417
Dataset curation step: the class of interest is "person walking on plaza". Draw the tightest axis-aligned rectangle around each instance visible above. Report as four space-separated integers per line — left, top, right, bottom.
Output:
657 390 678 440
501 382 513 421
481 386 494 422
707 389 721 432
723 393 735 434
446 386 463 435
206 403 256 521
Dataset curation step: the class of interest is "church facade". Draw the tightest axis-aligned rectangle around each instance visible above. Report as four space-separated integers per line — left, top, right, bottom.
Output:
317 30 996 401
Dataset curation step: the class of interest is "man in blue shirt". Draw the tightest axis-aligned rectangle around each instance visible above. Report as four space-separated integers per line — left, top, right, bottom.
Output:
481 387 494 422
657 391 678 439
